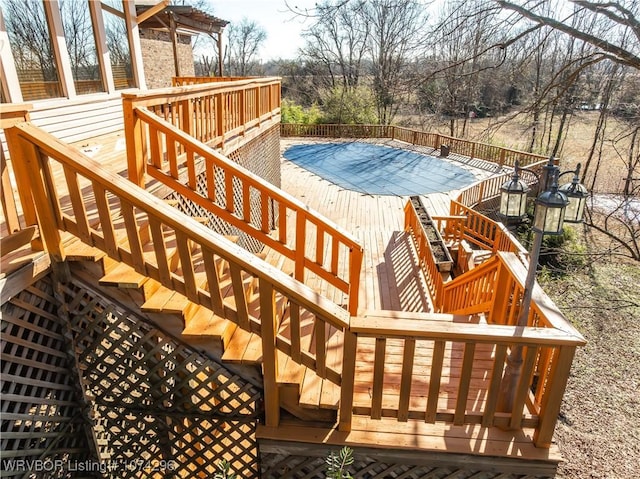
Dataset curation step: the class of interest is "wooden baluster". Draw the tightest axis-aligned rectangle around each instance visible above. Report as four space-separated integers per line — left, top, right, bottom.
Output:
259 278 280 427
148 124 162 169
278 202 287 244
225 170 235 213
348 246 362 315
121 200 146 274
0 148 22 233
242 182 251 222
454 342 476 425
205 157 216 202
176 230 197 301
330 236 339 275
230 263 250 329
316 225 325 265
202 247 225 316
534 345 576 447
510 345 538 429
483 344 508 427
371 337 386 420
339 330 357 432
93 182 119 259
315 318 327 378
186 149 196 190
63 166 92 243
398 338 416 422
260 191 269 232
148 218 171 285
426 340 445 423
167 137 178 178
217 93 225 147
289 302 301 363
294 213 306 282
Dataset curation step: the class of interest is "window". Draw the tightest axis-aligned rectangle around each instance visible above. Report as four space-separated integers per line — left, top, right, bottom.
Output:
1 0 63 101
102 0 135 90
59 0 104 94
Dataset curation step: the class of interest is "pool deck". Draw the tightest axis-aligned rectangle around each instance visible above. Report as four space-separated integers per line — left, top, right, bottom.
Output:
279 138 501 313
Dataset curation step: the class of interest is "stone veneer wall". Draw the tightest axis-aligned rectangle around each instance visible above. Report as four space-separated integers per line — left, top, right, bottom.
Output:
140 29 195 89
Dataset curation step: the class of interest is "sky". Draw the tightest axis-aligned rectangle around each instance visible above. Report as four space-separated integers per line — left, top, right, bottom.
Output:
211 0 320 61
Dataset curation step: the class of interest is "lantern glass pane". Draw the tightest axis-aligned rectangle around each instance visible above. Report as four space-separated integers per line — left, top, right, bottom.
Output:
545 206 565 233
564 195 586 223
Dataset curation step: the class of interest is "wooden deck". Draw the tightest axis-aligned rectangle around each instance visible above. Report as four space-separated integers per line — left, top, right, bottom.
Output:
278 145 453 313
0 127 563 470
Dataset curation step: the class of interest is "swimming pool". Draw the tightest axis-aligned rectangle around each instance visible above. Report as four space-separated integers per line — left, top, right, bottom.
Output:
283 142 476 196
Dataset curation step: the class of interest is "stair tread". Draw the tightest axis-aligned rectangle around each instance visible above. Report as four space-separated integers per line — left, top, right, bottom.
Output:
182 307 230 337
221 327 262 364
299 367 323 409
63 238 106 261
142 285 187 313
276 352 305 386
99 262 147 288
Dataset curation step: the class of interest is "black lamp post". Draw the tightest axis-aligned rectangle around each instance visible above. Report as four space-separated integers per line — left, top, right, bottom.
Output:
497 158 588 417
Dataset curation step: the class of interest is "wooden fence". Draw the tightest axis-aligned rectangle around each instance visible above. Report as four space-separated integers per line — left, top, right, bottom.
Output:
281 123 549 168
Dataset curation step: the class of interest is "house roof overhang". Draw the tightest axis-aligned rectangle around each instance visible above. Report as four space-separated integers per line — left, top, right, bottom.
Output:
136 2 229 36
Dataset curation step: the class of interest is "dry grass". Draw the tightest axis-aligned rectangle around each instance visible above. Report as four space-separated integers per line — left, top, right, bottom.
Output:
418 111 640 477
415 111 634 194
539 234 640 479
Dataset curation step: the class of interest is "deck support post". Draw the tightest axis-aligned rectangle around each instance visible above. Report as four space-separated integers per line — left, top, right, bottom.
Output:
259 278 280 427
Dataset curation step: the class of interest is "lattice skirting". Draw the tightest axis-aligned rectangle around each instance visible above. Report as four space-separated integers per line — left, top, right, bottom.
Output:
1 274 264 478
260 446 554 479
167 124 281 254
1 277 94 477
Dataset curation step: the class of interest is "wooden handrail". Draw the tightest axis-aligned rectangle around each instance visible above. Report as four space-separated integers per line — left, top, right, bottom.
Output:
133 107 363 315
7 122 350 430
338 312 581 446
173 76 259 86
123 77 282 187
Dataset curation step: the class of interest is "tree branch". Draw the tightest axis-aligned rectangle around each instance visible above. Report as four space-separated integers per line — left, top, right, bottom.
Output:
494 0 640 69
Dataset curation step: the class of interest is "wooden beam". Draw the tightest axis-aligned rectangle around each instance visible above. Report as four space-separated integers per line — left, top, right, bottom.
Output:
136 0 169 24
169 13 181 78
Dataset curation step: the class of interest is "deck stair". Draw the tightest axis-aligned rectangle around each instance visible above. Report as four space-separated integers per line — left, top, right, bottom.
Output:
64 227 330 421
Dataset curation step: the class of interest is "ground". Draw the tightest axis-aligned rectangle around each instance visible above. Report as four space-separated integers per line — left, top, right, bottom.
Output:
542 230 640 479
418 111 640 477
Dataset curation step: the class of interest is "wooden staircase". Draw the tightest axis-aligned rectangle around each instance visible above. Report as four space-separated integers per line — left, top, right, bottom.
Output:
63 227 338 424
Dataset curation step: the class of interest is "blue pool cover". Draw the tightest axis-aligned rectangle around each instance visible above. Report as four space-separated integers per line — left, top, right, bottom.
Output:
283 142 476 195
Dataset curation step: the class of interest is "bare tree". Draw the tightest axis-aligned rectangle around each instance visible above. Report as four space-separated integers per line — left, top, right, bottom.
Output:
225 18 267 76
494 0 640 69
300 0 369 90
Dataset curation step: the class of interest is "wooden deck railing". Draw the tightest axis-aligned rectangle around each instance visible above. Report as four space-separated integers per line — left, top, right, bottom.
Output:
281 123 549 168
340 310 584 447
5 121 350 429
123 77 281 186
173 76 259 86
0 103 43 255
130 107 363 315
6 120 583 447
